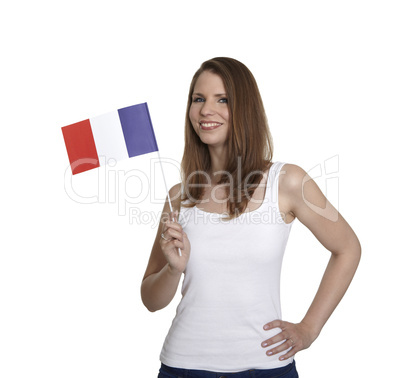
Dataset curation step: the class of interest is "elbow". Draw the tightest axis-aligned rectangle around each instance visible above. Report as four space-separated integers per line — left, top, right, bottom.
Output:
140 284 162 313
357 241 362 262
140 282 153 312
141 295 158 313
141 290 155 313
141 295 167 313
349 241 362 280
334 238 362 270
142 301 163 313
352 238 362 266
144 304 158 313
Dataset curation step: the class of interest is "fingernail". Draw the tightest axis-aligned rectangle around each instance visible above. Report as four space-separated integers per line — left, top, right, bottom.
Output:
262 343 267 347
267 351 273 356
264 325 269 330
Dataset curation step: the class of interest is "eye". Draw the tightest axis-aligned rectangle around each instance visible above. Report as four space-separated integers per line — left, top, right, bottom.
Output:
192 97 205 103
218 98 228 103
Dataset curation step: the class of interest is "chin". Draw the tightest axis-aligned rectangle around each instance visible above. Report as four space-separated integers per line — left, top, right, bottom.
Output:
200 137 228 148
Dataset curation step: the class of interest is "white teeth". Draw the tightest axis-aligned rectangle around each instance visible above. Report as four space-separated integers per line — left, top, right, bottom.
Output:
200 122 221 127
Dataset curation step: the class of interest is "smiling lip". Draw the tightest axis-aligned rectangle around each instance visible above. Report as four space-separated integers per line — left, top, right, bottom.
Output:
199 121 223 131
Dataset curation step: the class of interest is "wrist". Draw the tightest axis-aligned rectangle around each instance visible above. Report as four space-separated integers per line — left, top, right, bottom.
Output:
166 263 183 277
300 318 322 340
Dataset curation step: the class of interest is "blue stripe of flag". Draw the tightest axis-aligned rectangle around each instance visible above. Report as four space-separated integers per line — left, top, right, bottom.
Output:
118 103 159 157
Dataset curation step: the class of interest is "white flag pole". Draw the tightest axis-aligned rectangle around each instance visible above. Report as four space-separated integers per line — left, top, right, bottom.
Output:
157 149 182 257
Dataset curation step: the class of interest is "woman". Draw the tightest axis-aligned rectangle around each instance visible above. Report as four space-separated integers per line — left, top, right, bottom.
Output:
141 57 361 377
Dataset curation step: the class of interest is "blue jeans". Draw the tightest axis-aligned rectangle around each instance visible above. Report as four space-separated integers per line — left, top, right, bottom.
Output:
158 361 298 378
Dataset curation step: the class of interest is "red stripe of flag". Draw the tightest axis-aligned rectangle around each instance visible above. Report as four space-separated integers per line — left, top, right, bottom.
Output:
61 119 100 175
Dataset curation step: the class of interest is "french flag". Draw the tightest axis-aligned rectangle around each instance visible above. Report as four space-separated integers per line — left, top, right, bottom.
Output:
61 103 158 175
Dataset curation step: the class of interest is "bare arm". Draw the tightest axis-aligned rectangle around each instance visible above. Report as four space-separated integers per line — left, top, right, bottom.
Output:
262 164 361 360
141 184 191 312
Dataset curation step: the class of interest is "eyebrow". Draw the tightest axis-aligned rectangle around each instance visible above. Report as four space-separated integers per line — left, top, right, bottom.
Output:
192 92 227 97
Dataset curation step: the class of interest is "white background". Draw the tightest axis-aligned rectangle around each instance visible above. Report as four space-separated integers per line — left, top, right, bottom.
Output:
1 0 401 377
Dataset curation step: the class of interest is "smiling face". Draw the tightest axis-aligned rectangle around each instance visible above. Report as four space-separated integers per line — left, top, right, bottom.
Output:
189 70 230 149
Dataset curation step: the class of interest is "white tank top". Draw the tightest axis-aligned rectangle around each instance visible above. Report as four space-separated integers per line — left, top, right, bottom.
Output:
160 162 295 372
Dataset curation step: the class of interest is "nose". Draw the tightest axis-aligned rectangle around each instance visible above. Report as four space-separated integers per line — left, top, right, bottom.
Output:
200 100 216 117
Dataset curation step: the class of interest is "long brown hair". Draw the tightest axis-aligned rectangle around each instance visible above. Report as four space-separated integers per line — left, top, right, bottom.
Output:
181 57 274 218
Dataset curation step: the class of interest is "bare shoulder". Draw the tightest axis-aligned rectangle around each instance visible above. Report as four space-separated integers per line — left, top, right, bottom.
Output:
279 163 308 194
277 163 308 222
279 162 338 224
